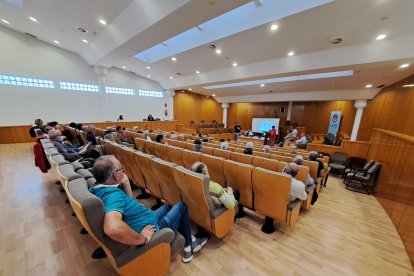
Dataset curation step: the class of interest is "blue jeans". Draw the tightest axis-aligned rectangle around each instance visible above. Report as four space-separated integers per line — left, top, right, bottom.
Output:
155 202 192 246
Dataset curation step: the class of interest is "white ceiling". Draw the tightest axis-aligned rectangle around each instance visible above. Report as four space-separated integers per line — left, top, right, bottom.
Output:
1 0 414 102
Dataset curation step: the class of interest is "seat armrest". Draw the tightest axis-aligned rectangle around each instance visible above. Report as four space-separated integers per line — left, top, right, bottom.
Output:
288 199 300 211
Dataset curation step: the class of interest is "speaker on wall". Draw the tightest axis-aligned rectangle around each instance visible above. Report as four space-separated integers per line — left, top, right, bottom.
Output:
280 106 286 113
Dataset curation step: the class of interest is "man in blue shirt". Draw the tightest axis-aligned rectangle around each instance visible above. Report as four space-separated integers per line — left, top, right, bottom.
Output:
89 155 207 263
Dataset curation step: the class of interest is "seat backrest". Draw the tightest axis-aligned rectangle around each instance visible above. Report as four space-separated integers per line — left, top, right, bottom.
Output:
212 148 231 159
223 160 254 208
185 142 195 151
296 165 309 186
135 152 162 199
166 146 185 167
134 138 147 153
363 159 376 171
174 140 187 149
181 149 201 169
172 166 215 233
79 130 88 145
154 143 169 161
201 146 213 155
146 141 157 156
276 161 287 173
232 147 245 154
230 151 253 165
303 160 319 179
253 151 270 159
200 154 226 187
252 167 291 222
56 163 83 190
252 156 278 171
131 151 147 189
331 152 348 164
150 158 182 205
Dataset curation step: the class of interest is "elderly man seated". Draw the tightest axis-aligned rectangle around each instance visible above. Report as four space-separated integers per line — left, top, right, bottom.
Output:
293 155 315 188
49 129 100 162
283 162 308 202
90 156 208 263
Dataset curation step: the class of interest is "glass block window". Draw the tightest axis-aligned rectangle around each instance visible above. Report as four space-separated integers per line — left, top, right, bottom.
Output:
0 74 55 88
60 81 99 92
138 89 164 97
105 86 135 95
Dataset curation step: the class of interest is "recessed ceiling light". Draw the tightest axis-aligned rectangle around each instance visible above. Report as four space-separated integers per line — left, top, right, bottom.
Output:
171 57 177 61
189 88 192 91
196 70 200 74
376 34 386 40
169 76 173 79
260 84 265 87
288 51 295 56
99 19 107 25
365 84 372 88
53 40 60 44
1 19 10 24
400 63 410 68
82 39 88 43
146 66 150 70
147 75 151 78
270 24 278 30
29 17 38 22
212 94 216 97
216 49 222 54
122 66 126 69
232 63 238 67
403 84 414 88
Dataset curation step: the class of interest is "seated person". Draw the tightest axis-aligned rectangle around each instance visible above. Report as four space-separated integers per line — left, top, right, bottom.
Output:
85 125 97 145
132 126 139 131
219 141 229 150
283 162 308 202
244 142 253 155
308 151 324 177
48 121 60 130
263 145 271 153
170 131 177 140
90 156 207 263
117 115 124 121
155 134 168 145
115 126 133 146
147 114 155 121
296 133 308 145
290 145 297 154
29 118 46 138
191 162 238 210
104 132 116 141
49 129 99 162
293 155 315 188
244 129 253 137
194 139 202 152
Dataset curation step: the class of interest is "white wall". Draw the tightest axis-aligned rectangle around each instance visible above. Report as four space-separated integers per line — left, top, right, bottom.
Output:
0 25 173 126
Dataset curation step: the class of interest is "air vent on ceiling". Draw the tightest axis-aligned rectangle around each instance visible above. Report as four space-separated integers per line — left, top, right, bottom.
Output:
328 36 345 44
208 44 216 49
377 84 386 88
129 71 137 75
176 72 182 76
76 27 88 33
24 32 37 39
161 42 168 47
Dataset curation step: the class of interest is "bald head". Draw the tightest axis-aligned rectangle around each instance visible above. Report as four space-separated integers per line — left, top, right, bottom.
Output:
293 155 304 165
284 162 300 178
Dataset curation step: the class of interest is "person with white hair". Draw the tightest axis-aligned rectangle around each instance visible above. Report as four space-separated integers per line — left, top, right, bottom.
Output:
293 155 315 188
263 145 271 153
219 141 229 150
283 162 308 202
244 142 254 155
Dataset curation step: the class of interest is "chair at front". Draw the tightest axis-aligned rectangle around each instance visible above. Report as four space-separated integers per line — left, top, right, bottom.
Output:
345 162 381 195
172 166 235 238
328 152 348 176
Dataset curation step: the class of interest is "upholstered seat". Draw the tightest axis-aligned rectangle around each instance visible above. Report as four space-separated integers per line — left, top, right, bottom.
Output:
150 158 182 205
181 149 201 169
223 160 254 209
200 154 226 187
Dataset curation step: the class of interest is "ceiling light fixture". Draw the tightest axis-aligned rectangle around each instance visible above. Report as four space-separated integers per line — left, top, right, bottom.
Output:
169 76 173 79
29 17 38 22
403 84 414 88
82 39 88 43
376 34 386 40
212 94 216 97
196 70 200 74
122 66 126 69
216 49 222 54
232 63 238 67
171 57 177 61
260 84 265 87
146 66 150 70
99 19 107 25
288 51 295 56
53 40 60 44
270 24 278 30
147 75 151 78
400 63 410 68
189 88 192 91
1 19 10 24
365 84 372 88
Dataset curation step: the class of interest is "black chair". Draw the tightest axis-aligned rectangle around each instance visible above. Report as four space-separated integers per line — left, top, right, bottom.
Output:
328 152 348 175
343 157 368 179
345 162 381 195
200 120 205 123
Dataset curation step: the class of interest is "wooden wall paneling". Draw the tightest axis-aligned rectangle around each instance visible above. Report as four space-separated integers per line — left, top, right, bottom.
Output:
368 129 414 267
358 75 414 141
0 125 33 143
173 91 223 127
306 140 371 159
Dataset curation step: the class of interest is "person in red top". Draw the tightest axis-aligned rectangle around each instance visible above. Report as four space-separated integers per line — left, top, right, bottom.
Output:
269 125 277 146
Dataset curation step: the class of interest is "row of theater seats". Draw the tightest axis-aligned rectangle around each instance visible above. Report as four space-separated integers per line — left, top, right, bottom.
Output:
40 139 183 275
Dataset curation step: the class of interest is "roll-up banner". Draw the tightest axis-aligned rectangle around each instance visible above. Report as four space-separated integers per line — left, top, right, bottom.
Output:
328 111 342 135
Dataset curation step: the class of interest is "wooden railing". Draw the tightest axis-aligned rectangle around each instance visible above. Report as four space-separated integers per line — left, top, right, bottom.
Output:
307 139 371 159
369 128 414 267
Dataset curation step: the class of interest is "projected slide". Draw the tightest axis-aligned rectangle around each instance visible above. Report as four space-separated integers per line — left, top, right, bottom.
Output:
252 118 280 133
